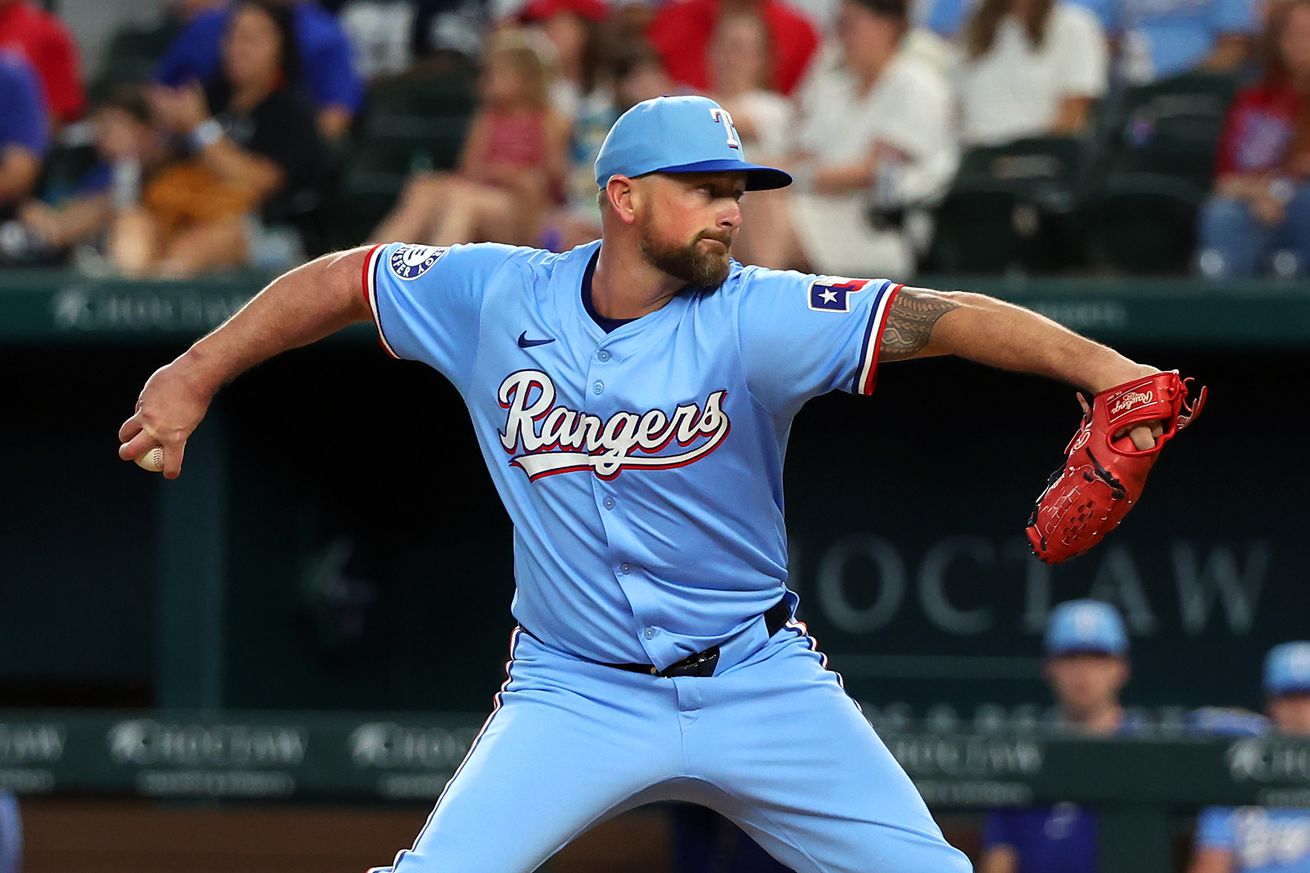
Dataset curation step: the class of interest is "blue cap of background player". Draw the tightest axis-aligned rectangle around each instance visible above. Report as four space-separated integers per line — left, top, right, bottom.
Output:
1265 642 1310 696
1044 600 1128 657
594 95 792 191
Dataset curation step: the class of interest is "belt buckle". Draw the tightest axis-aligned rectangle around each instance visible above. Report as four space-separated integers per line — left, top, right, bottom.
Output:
660 646 720 678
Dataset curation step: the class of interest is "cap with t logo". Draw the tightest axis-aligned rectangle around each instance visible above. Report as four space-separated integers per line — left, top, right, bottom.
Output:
593 95 792 191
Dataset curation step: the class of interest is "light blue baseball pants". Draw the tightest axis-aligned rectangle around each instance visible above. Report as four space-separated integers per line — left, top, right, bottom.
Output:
369 621 972 873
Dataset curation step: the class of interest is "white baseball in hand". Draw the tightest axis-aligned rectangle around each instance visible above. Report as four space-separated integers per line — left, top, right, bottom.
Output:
135 446 165 473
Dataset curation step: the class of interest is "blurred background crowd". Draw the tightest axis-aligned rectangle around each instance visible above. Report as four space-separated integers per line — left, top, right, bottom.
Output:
1 0 1307 871
2 0 1310 279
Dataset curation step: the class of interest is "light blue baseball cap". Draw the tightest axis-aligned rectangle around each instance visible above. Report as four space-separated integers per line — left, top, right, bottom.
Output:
1044 600 1129 656
1265 642 1310 696
594 95 792 191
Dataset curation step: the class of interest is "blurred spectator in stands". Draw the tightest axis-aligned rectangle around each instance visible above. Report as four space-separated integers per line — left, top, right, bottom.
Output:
0 791 18 873
542 43 670 250
732 0 955 277
1071 0 1258 83
112 0 324 276
329 0 486 80
520 0 608 120
605 0 659 39
1188 642 1310 873
843 0 957 73
0 0 85 126
1197 0 1310 278
647 0 820 96
87 0 227 106
371 28 567 246
922 0 1255 80
0 50 47 221
956 0 1108 145
978 600 1137 873
155 0 363 140
705 11 791 156
5 87 170 264
331 0 421 79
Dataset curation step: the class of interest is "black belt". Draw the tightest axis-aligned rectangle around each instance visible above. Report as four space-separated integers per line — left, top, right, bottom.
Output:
605 597 792 678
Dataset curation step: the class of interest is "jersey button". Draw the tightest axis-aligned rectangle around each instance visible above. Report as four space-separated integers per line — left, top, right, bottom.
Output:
619 562 632 575
643 627 658 640
597 350 611 362
593 381 605 395
603 496 616 510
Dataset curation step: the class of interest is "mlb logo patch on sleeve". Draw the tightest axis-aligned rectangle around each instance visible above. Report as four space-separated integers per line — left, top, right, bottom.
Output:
807 278 871 313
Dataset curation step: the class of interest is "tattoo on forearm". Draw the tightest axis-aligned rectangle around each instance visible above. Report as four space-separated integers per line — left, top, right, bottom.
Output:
878 288 960 361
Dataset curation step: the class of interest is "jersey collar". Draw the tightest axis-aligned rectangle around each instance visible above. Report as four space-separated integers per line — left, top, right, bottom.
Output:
568 242 697 345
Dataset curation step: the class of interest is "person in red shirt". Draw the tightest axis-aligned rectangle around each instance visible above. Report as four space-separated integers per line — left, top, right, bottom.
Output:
0 0 85 124
647 0 819 96
1197 0 1310 277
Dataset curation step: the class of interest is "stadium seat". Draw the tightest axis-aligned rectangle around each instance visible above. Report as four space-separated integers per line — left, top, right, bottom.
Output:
362 70 478 137
319 149 409 250
356 95 472 176
1091 71 1239 190
359 114 468 168
1070 73 1237 274
926 136 1090 274
319 131 464 250
319 70 476 250
88 22 179 102
1080 172 1203 274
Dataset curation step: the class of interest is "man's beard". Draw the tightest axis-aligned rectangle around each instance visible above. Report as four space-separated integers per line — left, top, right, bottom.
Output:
639 228 733 287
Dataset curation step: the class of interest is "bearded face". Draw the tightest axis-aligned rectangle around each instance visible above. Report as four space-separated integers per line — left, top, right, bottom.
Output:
638 223 734 287
630 173 743 287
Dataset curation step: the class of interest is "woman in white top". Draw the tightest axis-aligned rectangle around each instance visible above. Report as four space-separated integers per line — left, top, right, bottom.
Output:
733 0 957 277
956 0 1108 146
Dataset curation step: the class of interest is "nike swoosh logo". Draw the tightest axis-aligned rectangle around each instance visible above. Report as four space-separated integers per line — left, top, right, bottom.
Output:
517 331 555 348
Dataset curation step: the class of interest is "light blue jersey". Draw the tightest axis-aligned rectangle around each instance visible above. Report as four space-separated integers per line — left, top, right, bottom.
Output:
359 237 975 873
363 239 899 669
1196 807 1310 872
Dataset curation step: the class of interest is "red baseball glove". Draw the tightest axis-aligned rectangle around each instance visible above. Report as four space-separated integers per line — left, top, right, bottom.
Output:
1026 370 1207 564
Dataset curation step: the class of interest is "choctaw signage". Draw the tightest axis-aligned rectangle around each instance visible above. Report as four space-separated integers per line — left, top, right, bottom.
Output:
348 722 479 800
105 719 307 798
0 721 65 794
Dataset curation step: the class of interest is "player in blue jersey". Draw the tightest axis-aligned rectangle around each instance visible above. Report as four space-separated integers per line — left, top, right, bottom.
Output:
1188 642 1310 873
980 600 1138 873
118 95 1169 873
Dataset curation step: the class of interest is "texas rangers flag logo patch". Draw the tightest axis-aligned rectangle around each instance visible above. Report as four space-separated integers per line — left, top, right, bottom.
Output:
808 278 871 313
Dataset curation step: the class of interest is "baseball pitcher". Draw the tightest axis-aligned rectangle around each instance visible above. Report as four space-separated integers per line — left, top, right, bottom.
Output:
118 96 1203 872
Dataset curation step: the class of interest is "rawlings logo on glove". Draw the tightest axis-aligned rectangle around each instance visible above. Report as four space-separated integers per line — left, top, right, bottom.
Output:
1026 370 1207 564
